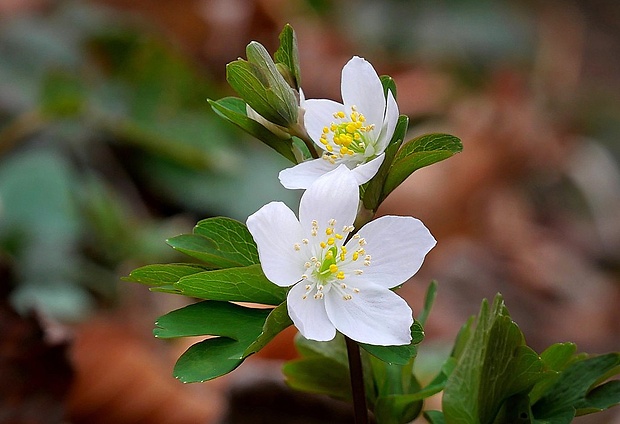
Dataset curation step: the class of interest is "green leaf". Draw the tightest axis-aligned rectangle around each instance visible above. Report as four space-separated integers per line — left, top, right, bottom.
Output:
153 300 271 339
244 301 292 356
193 217 259 265
417 280 438 327
492 393 534 424
371 357 456 424
274 24 301 89
424 410 446 424
532 353 620 420
294 332 349 367
529 343 579 404
154 300 272 383
360 321 425 366
166 217 259 268
380 75 397 99
383 133 462 198
226 60 284 126
374 394 423 424
442 294 545 424
282 356 352 401
363 114 409 211
174 264 288 306
124 263 210 287
208 97 296 163
245 41 298 123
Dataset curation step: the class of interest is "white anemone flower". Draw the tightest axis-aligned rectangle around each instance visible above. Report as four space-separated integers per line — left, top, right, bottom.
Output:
279 56 399 190
247 165 436 345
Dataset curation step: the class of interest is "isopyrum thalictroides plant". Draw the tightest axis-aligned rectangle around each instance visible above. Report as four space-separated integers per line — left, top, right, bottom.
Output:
125 25 620 424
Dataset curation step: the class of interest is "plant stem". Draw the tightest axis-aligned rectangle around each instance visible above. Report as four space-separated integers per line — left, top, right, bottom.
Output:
345 335 369 423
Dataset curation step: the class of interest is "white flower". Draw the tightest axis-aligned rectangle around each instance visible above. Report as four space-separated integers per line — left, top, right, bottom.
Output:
279 56 399 189
247 165 436 345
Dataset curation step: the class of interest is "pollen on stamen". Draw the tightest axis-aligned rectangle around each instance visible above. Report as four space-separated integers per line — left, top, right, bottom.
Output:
329 218 336 226
336 272 345 280
320 242 327 248
343 295 353 301
353 288 360 293
294 243 301 251
302 238 309 244
325 227 333 235
358 238 367 246
340 283 347 289
354 270 363 275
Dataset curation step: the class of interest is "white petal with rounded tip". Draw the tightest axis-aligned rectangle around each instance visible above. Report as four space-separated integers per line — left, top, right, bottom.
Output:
325 281 413 345
287 282 336 341
298 165 359 235
278 158 337 189
350 216 436 289
349 154 385 185
375 90 399 153
341 57 385 131
302 98 344 149
246 202 306 287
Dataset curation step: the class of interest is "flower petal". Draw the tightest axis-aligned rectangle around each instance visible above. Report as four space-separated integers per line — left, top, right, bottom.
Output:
349 154 385 185
375 90 399 154
302 98 345 149
246 202 306 287
287 282 336 341
278 158 337 189
350 216 436 289
298 165 359 234
341 56 385 134
325 281 413 345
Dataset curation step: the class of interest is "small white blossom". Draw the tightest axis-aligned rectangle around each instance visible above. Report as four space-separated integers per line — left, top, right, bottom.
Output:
279 56 399 189
247 165 435 345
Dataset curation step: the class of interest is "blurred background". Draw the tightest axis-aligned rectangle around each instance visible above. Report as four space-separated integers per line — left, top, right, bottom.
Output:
0 0 619 423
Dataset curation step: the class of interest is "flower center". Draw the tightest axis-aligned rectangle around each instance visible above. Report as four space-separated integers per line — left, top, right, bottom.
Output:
319 106 375 164
292 218 371 301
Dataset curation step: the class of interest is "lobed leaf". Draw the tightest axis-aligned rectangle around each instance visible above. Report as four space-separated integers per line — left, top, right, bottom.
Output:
154 300 271 339
442 294 545 424
532 353 620 420
154 300 273 383
166 217 260 268
124 263 210 287
244 302 293 356
174 263 288 306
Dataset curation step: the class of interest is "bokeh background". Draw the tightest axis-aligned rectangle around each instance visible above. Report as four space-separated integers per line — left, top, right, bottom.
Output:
1 0 619 423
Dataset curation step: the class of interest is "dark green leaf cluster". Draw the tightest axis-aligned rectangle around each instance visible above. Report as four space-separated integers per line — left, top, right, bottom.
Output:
424 294 620 424
283 282 446 423
209 24 307 163
124 217 292 382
